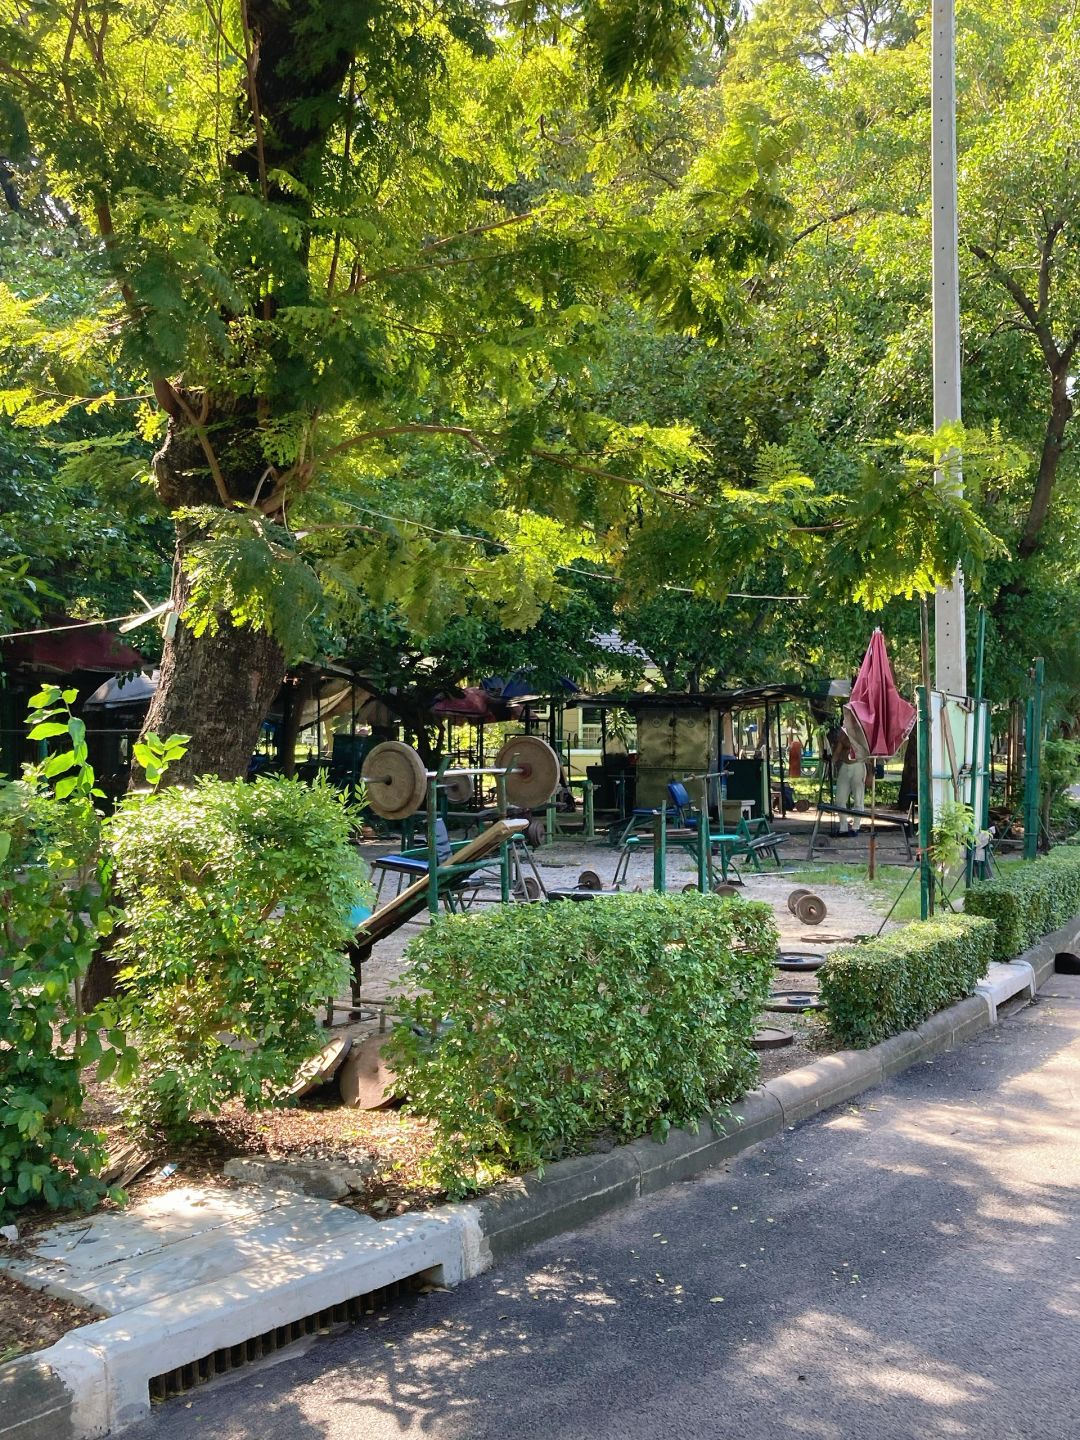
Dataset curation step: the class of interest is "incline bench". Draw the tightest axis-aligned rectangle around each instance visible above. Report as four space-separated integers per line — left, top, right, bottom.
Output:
347 817 529 1001
807 803 915 862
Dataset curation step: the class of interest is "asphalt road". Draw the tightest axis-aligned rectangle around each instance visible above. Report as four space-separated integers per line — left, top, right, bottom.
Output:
129 976 1080 1440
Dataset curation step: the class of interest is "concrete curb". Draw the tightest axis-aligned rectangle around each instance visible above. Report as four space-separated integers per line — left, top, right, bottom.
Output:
6 922 1079 1439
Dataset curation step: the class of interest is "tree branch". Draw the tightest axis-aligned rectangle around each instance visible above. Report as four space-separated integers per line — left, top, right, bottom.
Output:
969 241 1060 369
790 206 859 246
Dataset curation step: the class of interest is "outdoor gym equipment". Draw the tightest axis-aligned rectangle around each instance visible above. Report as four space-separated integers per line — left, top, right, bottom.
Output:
346 815 531 1001
361 734 560 821
774 951 826 972
361 736 560 919
786 887 828 926
765 990 825 1013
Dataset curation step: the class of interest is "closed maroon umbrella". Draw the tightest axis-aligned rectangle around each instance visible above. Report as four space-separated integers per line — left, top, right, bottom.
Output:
844 630 916 877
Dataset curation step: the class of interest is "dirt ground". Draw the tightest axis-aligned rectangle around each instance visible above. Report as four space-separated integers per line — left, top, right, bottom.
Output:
0 1271 99 1363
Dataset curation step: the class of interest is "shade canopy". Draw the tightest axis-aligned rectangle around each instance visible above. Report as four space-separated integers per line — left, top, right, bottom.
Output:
844 629 916 760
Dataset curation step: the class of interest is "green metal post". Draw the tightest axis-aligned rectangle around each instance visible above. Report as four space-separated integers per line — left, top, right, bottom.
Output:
496 773 511 903
544 796 556 848
917 685 933 919
653 811 667 893
1023 657 1045 860
426 772 442 917
695 775 710 892
966 607 987 887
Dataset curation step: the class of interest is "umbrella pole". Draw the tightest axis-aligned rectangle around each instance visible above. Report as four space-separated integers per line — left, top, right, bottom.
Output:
869 769 877 880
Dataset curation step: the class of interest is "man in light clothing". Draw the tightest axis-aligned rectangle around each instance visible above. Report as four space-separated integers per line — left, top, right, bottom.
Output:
831 728 866 836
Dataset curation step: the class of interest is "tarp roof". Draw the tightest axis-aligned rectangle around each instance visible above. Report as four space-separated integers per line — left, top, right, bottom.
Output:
574 680 852 711
1 619 144 675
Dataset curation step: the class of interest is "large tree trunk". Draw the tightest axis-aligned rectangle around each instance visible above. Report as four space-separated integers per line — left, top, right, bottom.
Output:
137 525 286 783
133 415 287 784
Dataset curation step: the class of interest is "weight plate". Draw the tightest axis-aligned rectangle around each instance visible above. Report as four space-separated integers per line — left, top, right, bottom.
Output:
514 875 543 902
752 1027 795 1051
787 887 811 915
682 882 701 894
361 742 427 819
339 1033 399 1110
795 893 828 925
712 882 741 898
525 818 546 848
497 735 561 809
795 798 810 812
764 992 825 1013
774 952 825 972
577 869 603 891
442 772 474 805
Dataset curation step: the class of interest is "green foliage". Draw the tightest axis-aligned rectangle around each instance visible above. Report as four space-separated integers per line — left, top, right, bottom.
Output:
0 687 133 1219
965 846 1080 962
930 799 977 880
1041 739 1080 816
820 915 996 1049
109 777 372 1132
387 891 776 1197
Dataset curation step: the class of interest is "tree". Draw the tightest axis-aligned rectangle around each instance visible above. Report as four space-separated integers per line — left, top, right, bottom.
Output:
717 0 1080 713
1 0 785 780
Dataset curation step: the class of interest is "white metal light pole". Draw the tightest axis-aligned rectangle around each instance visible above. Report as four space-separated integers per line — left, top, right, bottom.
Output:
931 0 967 696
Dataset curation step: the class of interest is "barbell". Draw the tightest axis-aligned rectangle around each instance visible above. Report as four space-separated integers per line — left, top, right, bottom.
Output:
361 735 561 820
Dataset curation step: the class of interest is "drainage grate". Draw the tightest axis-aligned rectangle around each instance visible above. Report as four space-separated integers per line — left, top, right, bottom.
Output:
149 1273 427 1402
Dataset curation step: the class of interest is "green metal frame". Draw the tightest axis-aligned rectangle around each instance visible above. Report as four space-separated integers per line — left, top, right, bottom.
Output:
1023 656 1045 860
917 684 933 920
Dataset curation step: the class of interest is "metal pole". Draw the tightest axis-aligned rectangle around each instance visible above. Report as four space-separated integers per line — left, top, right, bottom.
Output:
967 606 987 884
932 0 967 697
917 685 934 919
1023 658 1044 860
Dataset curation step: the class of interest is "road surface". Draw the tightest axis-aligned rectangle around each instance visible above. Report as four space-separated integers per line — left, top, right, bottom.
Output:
128 974 1080 1440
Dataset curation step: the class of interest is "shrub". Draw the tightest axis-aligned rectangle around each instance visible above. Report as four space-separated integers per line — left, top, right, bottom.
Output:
964 846 1080 960
0 688 134 1219
388 891 777 1197
109 776 371 1131
820 914 996 1048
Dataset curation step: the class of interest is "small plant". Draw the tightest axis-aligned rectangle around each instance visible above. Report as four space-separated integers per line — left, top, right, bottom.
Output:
929 799 977 884
388 892 776 1197
0 688 136 1218
110 776 372 1132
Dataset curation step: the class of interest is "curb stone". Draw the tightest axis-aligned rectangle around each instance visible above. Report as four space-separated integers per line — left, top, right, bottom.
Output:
4 932 1074 1439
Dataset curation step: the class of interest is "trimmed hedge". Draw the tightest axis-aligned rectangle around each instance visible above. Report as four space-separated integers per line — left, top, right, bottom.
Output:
820 914 996 1049
965 846 1080 961
388 891 776 1197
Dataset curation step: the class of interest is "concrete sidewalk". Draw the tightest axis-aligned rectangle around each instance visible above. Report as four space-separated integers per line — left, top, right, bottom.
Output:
122 974 1080 1440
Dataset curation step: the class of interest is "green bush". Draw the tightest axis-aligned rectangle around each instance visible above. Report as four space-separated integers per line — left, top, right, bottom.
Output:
964 846 1080 960
0 688 134 1219
388 891 777 1197
110 776 371 1132
820 914 996 1048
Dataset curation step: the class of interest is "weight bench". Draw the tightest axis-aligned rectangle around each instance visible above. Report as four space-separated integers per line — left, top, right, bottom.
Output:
372 819 454 902
807 803 914 862
347 817 530 1002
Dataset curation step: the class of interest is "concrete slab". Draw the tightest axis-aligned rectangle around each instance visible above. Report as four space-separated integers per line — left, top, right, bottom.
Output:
20 1187 287 1271
1 1186 380 1317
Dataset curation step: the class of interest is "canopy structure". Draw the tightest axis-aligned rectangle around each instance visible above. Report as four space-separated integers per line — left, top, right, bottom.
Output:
1 618 144 675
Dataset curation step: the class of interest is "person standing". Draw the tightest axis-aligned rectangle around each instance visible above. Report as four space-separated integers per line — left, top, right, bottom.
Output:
831 728 866 836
